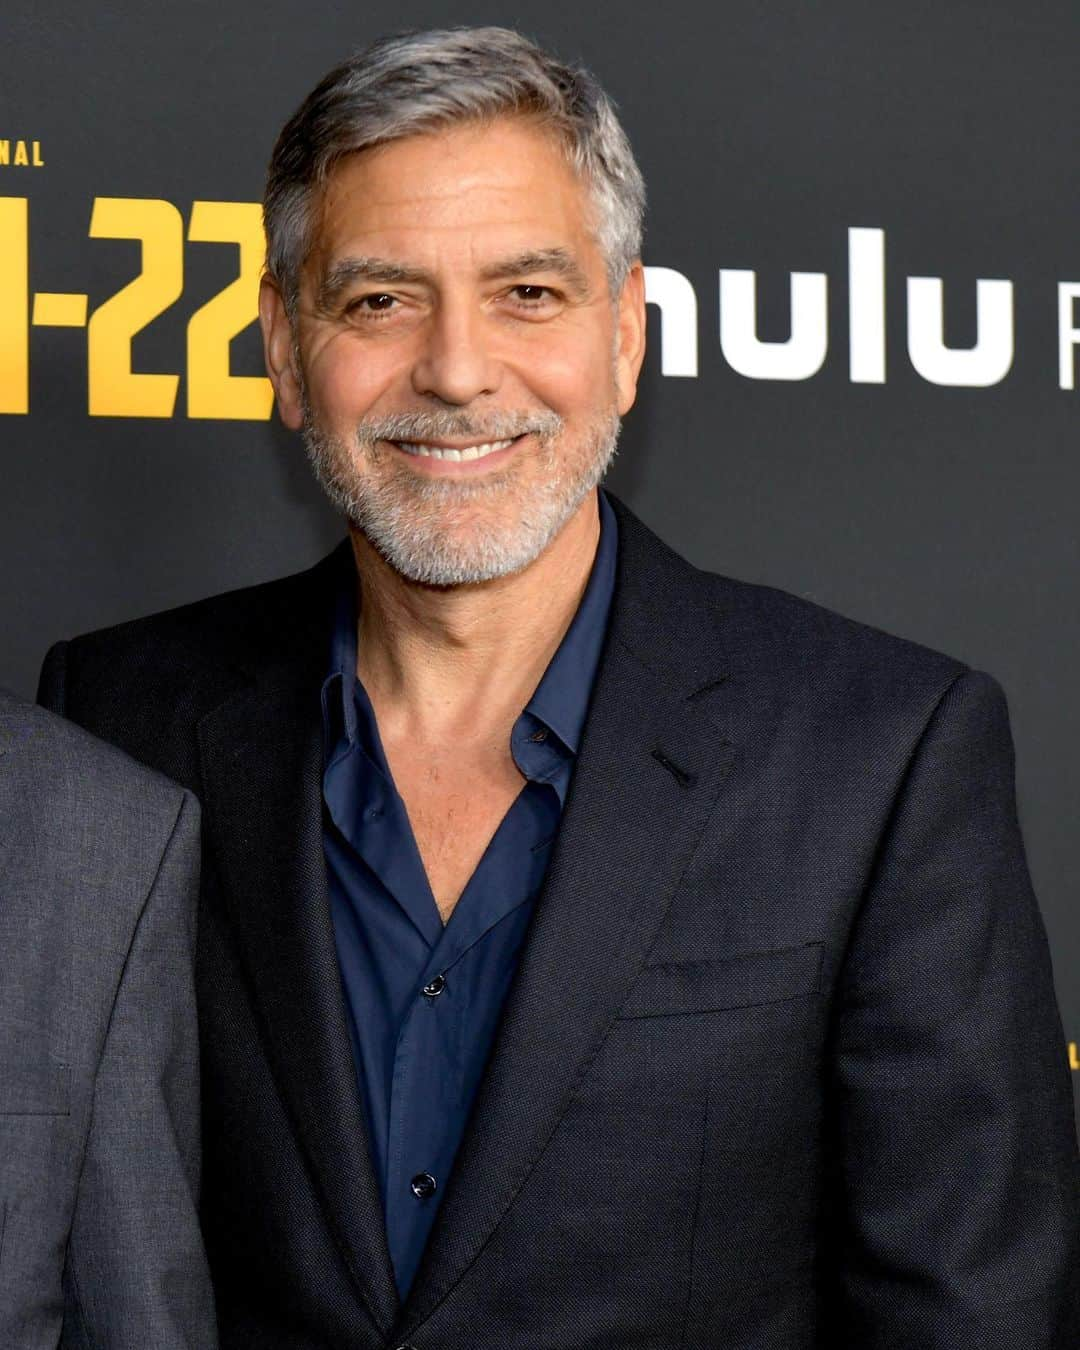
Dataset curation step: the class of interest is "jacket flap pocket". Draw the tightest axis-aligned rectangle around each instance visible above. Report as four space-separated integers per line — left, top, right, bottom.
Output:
619 942 824 1019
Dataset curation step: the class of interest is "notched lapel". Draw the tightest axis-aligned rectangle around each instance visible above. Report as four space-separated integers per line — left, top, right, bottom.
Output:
399 504 736 1334
197 660 400 1334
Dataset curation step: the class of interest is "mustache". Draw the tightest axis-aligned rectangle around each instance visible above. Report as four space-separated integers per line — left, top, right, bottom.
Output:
354 408 564 446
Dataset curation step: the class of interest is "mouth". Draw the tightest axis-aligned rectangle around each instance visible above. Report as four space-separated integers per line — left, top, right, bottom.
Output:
387 434 527 471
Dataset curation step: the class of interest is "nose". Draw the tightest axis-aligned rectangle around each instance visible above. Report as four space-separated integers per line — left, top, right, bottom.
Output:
410 299 502 405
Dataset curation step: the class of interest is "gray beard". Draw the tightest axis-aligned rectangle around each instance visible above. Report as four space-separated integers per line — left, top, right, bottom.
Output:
301 404 621 586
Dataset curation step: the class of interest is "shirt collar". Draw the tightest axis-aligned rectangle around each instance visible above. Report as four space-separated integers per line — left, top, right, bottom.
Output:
322 487 618 761
518 488 617 755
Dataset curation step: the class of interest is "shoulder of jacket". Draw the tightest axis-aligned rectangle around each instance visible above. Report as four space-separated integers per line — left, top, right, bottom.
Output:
57 543 346 695
1 695 192 824
700 568 970 704
608 493 968 706
710 569 962 668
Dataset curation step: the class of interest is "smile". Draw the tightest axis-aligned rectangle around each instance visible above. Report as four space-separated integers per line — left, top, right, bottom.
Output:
392 438 518 462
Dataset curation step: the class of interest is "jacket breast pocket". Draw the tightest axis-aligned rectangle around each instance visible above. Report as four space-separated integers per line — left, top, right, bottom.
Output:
618 941 824 1019
0 1055 70 1116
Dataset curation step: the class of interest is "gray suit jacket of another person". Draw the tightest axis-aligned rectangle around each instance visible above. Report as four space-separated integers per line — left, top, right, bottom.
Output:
0 693 217 1349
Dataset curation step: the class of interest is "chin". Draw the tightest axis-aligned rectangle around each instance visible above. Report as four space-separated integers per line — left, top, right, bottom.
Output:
305 410 620 585
359 498 572 587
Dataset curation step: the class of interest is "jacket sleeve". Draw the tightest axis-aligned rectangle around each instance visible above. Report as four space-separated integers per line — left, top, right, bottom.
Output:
829 669 1080 1347
59 790 219 1350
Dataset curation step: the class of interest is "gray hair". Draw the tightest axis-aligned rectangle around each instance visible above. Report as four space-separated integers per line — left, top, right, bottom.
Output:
263 26 645 314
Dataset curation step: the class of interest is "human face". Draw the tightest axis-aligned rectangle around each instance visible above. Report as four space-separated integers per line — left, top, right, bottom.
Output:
260 117 646 585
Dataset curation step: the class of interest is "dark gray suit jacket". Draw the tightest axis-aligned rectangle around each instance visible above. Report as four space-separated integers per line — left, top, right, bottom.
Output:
36 495 1080 1348
0 694 217 1349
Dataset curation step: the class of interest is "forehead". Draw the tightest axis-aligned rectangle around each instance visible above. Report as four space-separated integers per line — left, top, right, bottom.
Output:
309 118 599 271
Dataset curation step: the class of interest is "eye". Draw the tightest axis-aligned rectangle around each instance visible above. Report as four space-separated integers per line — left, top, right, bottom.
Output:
511 284 550 303
347 292 398 316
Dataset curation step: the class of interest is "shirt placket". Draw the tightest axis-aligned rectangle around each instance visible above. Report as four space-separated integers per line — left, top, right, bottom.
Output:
384 931 468 1273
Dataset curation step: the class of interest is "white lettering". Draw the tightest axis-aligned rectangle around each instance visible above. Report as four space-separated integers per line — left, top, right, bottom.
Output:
849 227 886 384
1057 284 1080 390
907 277 1014 387
719 269 828 381
643 266 698 377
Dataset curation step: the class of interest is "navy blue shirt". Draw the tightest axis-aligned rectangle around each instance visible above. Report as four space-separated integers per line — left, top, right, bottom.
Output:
321 490 617 1296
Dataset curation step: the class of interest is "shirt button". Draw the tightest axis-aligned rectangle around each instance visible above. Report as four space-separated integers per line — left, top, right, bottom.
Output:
528 728 548 742
410 1172 437 1200
422 974 446 998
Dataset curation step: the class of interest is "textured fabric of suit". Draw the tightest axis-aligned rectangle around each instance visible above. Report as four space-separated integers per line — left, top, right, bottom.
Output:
0 695 217 1349
36 494 1080 1349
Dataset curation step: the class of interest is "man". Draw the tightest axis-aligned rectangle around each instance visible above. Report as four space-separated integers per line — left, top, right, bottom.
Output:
0 692 216 1348
38 26 1078 1349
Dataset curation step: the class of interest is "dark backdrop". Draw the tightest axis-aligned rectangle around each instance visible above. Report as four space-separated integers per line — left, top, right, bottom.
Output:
3 1 1077 1128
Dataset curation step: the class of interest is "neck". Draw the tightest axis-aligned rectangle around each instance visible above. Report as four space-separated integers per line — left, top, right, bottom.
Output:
348 491 602 743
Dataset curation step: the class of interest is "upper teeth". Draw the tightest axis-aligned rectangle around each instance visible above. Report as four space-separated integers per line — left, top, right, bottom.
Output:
395 439 515 461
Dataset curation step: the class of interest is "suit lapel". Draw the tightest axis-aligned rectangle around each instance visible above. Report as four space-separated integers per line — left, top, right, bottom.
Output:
196 554 400 1336
398 498 736 1334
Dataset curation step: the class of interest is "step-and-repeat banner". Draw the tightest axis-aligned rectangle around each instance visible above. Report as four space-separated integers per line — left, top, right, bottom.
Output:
3 0 1078 1130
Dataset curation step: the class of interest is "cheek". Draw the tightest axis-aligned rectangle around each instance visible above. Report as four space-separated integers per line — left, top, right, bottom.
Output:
305 333 402 423
510 330 615 417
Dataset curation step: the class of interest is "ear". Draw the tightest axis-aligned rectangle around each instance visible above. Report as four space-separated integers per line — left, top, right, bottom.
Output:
614 261 647 416
259 276 304 430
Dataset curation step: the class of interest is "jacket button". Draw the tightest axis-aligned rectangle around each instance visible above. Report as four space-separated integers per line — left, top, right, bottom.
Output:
410 1172 437 1199
422 974 446 998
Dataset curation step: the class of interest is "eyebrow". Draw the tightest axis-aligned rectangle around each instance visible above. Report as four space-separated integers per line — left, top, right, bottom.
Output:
316 257 429 310
315 246 591 311
478 248 590 295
